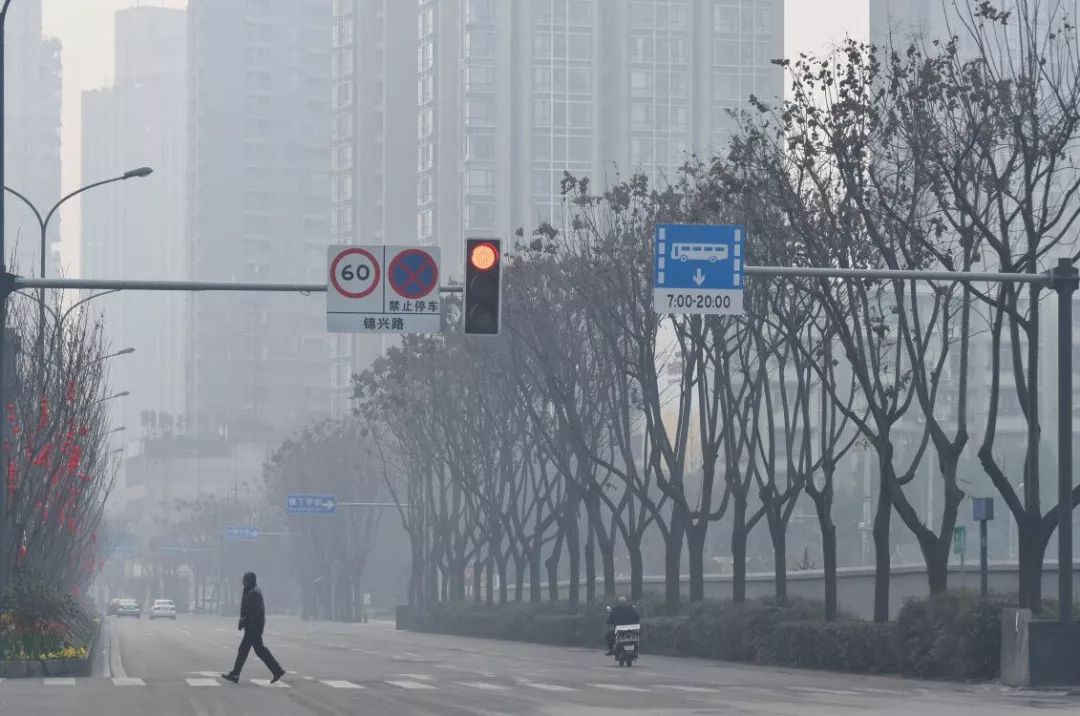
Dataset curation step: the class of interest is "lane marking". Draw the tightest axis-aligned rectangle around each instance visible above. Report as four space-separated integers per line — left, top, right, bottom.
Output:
397 673 434 681
43 678 77 686
175 628 193 635
386 680 436 690
251 679 290 688
185 678 220 687
321 680 364 689
790 686 863 696
112 677 145 686
588 683 648 692
457 681 507 691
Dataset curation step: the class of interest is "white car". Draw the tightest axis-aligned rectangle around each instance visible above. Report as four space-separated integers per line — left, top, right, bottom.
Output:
149 599 177 620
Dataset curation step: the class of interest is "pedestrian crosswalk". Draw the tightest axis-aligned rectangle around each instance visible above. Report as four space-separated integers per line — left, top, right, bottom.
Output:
0 674 907 702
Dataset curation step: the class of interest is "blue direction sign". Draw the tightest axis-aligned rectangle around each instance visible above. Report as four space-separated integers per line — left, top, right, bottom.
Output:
653 224 745 315
161 546 187 556
225 526 261 542
286 494 338 515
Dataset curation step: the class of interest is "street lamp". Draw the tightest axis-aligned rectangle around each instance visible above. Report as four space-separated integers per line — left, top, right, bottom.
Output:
3 167 154 363
93 391 130 406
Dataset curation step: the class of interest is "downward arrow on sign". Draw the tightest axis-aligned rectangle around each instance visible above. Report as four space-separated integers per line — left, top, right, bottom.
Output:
693 268 706 286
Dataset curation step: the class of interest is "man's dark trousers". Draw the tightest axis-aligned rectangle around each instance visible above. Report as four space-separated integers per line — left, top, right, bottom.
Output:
232 626 282 677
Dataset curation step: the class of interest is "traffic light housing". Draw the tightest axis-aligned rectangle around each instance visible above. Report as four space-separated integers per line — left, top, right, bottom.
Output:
464 239 502 335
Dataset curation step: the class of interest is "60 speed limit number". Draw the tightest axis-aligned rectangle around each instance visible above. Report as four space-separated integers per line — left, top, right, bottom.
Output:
330 247 380 299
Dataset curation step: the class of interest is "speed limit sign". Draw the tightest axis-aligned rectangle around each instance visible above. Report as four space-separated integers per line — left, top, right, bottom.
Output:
330 247 380 299
327 244 442 334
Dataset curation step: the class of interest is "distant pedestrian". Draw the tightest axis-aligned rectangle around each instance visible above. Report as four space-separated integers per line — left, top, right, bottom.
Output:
222 572 285 684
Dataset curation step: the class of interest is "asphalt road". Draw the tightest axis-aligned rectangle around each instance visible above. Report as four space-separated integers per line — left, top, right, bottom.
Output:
0 613 1076 715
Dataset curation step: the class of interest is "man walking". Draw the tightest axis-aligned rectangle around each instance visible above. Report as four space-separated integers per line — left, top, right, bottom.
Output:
222 572 285 684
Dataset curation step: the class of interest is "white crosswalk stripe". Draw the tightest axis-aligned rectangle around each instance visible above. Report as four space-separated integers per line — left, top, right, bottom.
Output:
112 677 145 687
321 680 364 689
386 679 436 690
43 678 76 686
658 684 717 693
522 682 576 692
588 683 648 692
457 681 508 691
185 678 220 687
397 673 434 680
251 679 290 688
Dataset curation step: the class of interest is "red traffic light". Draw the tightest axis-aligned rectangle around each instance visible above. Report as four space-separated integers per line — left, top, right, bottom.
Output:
469 242 499 272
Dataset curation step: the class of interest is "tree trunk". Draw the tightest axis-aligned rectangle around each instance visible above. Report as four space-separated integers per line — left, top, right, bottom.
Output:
664 505 685 606
601 537 616 597
732 499 748 603
628 537 643 601
771 517 787 603
686 523 706 601
584 522 596 604
529 544 543 603
873 472 891 623
496 552 508 605
473 558 483 604
514 552 525 602
546 533 563 602
821 520 837 622
566 514 581 609
924 538 948 595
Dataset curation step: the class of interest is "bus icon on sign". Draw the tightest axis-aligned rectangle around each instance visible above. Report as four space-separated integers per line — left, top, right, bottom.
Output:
671 243 729 263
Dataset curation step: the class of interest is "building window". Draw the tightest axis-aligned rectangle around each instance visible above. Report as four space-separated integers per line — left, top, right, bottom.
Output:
630 36 653 63
465 30 496 59
418 74 434 104
568 0 591 26
568 68 591 93
630 70 651 98
713 3 739 34
419 142 434 171
333 81 353 109
465 133 495 160
534 99 552 127
534 33 551 59
713 72 740 101
466 65 496 92
418 108 435 139
534 66 552 92
465 0 495 24
630 2 652 28
569 33 591 60
419 40 434 70
418 176 433 204
466 201 496 229
465 169 495 194
630 104 652 131
568 102 591 128
418 209 433 238
630 138 653 165
713 39 738 65
419 6 434 38
567 136 591 159
466 99 496 125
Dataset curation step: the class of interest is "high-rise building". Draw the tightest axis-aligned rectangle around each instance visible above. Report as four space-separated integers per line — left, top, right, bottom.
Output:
329 0 783 415
81 6 187 443
329 0 418 417
187 0 332 440
418 0 784 278
869 0 957 47
3 0 62 277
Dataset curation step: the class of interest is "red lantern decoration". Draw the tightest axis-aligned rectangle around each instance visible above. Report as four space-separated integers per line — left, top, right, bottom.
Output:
17 544 26 564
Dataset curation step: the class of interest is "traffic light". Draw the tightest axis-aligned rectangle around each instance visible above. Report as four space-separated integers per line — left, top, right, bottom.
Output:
464 239 502 335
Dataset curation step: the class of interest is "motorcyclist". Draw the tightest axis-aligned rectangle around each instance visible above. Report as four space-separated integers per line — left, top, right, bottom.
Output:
605 596 640 655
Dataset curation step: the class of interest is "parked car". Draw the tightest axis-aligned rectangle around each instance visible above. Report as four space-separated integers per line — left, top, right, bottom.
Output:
149 599 177 620
107 598 122 616
116 599 141 618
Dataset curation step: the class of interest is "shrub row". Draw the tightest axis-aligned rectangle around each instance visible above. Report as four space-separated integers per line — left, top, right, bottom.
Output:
409 590 1014 681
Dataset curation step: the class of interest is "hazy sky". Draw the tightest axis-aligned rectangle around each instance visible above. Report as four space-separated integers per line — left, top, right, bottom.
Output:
41 0 868 272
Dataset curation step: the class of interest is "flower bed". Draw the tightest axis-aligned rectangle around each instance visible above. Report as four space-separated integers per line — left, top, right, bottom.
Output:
0 574 100 678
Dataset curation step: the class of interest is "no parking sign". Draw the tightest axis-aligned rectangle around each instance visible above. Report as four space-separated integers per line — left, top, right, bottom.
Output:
327 245 442 334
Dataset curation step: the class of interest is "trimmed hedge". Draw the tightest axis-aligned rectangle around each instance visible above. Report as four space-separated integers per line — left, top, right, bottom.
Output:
895 591 1010 681
409 592 1021 680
